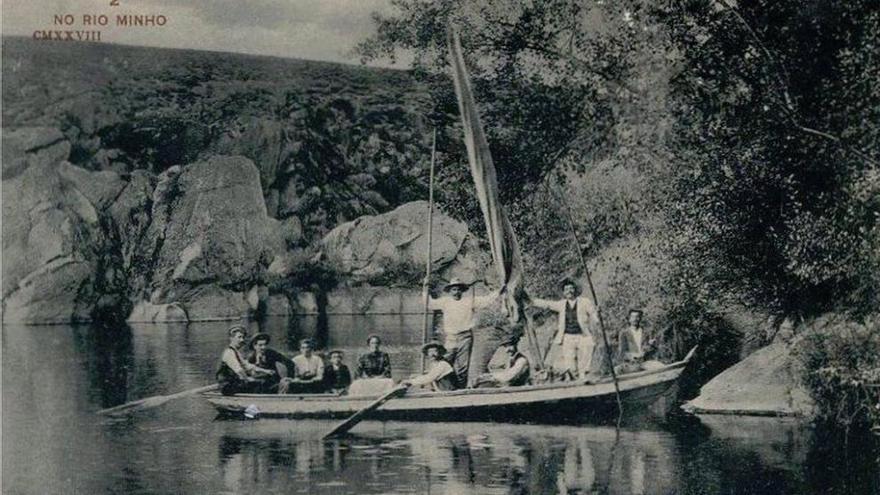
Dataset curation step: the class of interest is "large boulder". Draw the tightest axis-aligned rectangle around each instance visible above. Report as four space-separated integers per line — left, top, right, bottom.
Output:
682 341 815 416
130 155 285 321
213 117 284 190
1 128 107 323
321 201 493 287
1 127 69 179
57 161 126 211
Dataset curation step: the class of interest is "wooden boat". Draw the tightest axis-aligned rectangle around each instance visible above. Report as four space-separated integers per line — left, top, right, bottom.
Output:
203 347 696 422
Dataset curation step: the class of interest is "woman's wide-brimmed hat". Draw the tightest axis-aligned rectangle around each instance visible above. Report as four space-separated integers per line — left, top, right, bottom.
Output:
443 277 470 292
328 349 345 357
421 341 447 355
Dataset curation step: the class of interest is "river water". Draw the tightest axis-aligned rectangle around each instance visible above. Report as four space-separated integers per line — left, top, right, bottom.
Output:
2 316 877 494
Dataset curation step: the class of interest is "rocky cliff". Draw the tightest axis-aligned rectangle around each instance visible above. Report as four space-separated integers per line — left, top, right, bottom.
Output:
1 127 290 323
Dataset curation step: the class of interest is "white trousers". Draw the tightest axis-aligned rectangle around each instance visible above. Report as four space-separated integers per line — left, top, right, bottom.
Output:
561 334 594 379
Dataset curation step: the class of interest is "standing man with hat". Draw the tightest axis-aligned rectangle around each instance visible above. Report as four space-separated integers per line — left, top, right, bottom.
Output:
401 341 456 391
423 277 501 388
529 279 600 381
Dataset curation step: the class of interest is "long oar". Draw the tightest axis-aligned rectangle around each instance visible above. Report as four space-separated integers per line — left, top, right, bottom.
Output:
97 384 219 416
322 385 408 438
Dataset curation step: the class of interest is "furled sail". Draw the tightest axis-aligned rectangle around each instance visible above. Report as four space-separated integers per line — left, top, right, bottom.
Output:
446 27 524 327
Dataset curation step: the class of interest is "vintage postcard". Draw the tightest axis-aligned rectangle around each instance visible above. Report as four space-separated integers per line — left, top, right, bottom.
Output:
2 1 878 493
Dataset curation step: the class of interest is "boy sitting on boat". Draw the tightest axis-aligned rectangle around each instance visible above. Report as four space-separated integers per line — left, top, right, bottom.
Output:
323 350 352 394
400 341 457 392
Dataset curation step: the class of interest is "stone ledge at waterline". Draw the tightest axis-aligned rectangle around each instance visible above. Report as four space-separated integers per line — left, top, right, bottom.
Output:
682 340 815 417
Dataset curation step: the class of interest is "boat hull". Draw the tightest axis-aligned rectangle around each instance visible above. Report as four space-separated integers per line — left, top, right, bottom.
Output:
204 349 695 422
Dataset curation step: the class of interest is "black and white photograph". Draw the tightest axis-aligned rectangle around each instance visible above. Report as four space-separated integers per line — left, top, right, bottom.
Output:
2 0 879 493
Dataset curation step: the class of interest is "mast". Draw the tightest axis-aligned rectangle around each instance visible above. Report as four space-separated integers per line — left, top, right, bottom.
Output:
420 128 437 373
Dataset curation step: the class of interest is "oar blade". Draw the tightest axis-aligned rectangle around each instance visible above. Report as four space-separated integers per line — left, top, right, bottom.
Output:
322 385 408 439
97 384 219 416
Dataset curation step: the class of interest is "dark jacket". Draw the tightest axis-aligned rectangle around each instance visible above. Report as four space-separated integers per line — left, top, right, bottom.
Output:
356 351 392 378
323 364 352 392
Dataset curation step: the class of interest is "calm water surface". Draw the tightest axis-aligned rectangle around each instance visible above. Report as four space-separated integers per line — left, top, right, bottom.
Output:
3 316 878 494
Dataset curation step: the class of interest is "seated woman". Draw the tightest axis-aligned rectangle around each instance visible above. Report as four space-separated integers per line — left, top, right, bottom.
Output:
247 333 295 393
349 334 395 396
216 326 274 396
400 342 456 392
323 350 352 394
472 334 531 388
356 334 392 378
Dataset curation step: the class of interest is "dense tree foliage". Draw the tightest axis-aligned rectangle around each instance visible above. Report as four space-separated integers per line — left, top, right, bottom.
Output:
358 0 880 428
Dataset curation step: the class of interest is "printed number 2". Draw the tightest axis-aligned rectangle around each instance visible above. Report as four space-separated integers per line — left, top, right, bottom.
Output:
110 0 119 5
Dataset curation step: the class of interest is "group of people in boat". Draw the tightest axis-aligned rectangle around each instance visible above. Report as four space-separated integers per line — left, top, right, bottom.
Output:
217 277 651 396
217 330 394 396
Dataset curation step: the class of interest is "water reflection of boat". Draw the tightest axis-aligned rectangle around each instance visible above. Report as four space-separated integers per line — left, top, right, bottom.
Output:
203 348 695 421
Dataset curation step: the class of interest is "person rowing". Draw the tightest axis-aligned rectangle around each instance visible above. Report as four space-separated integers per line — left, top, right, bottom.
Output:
400 341 456 392
423 277 501 388
247 332 295 393
216 325 275 396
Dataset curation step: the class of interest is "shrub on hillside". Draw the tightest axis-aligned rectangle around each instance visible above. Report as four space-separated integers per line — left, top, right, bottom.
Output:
795 316 880 433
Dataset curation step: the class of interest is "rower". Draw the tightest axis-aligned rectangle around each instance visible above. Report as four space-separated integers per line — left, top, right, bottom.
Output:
216 325 274 396
423 277 501 388
247 332 295 393
400 341 456 392
473 333 531 388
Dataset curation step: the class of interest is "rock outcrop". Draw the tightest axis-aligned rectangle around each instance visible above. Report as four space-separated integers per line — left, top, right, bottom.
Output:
682 340 815 416
2 125 288 323
128 155 285 322
1 128 107 323
322 201 493 288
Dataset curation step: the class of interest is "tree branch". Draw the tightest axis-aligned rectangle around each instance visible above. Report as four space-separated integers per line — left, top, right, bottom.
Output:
714 0 880 169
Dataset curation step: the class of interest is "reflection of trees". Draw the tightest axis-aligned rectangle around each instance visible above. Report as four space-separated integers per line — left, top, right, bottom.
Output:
71 322 134 407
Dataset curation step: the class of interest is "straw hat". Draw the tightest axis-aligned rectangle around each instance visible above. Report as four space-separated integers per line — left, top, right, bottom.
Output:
420 341 447 355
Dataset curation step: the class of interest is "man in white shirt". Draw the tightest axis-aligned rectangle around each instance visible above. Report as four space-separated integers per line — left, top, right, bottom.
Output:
423 277 500 388
401 342 456 391
281 338 325 393
530 279 600 381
